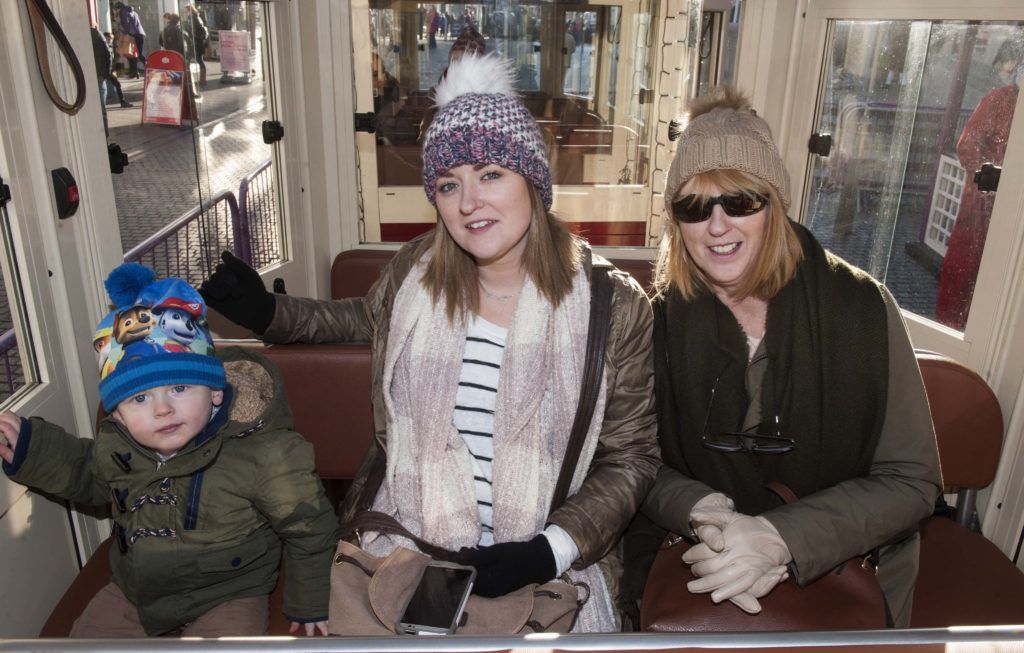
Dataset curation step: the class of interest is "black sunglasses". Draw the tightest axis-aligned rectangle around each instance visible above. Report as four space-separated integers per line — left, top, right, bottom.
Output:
700 368 795 455
671 192 769 224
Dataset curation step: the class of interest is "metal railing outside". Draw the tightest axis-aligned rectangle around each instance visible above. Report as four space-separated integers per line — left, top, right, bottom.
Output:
123 190 244 288
123 159 282 280
0 328 20 402
238 158 282 271
830 101 974 195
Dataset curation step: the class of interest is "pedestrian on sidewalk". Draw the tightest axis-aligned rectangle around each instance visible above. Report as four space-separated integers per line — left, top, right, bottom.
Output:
186 5 210 87
91 27 111 136
114 3 146 78
427 5 439 49
103 33 133 108
160 13 201 100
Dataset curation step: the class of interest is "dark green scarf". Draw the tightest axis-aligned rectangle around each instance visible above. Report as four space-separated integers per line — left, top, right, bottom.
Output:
653 223 889 514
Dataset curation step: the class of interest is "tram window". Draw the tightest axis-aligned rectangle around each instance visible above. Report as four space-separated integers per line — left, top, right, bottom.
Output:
0 199 35 406
100 0 286 286
803 20 1024 332
697 0 743 95
360 2 659 245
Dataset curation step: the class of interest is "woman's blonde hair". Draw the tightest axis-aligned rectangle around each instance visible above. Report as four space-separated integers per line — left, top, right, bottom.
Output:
416 182 583 322
652 168 802 301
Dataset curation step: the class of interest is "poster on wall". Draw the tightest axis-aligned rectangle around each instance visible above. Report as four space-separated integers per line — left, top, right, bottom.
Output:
219 31 250 73
142 70 184 125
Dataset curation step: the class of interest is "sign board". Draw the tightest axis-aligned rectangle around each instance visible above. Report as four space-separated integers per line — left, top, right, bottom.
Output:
219 31 250 73
141 50 196 126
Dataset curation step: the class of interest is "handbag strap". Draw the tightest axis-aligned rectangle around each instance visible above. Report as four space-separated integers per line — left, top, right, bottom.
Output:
344 510 458 560
341 265 616 549
24 0 87 115
548 265 613 513
765 481 799 505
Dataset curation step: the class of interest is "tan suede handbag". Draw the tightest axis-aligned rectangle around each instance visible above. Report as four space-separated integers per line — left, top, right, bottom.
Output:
327 268 614 636
328 523 588 635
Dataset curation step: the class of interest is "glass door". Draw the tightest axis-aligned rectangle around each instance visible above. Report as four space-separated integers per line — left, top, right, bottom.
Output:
352 1 660 246
0 70 91 639
96 0 306 320
801 19 1024 334
787 1 1024 567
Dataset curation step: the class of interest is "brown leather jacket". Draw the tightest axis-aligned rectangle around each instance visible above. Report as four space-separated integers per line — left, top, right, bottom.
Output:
262 236 659 582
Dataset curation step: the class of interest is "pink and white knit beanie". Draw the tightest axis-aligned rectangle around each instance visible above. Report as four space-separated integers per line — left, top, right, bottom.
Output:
422 53 552 210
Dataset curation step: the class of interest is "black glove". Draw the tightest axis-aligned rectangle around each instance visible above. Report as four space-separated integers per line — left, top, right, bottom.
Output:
199 251 276 335
454 534 557 598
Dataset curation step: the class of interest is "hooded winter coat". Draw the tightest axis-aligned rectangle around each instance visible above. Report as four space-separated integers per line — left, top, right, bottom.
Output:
262 234 660 622
3 347 337 635
118 5 146 37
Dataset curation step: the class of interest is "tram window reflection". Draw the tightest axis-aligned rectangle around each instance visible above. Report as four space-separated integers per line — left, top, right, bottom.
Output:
803 19 1024 332
364 2 658 244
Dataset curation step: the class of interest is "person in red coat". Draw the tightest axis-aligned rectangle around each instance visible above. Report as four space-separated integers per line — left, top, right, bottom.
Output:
935 46 1021 330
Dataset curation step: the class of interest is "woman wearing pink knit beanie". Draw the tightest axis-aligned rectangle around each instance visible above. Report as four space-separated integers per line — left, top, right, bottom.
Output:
201 53 659 633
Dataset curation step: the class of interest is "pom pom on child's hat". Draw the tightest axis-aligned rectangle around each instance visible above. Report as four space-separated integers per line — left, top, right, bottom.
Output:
94 263 225 412
421 53 553 210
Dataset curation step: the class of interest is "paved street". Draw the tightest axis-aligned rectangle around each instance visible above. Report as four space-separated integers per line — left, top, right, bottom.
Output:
106 59 272 252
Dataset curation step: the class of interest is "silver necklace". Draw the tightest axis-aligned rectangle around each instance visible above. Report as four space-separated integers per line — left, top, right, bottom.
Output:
479 280 518 302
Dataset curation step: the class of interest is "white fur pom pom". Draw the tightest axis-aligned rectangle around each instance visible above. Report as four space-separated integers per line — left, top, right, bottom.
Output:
434 53 517 108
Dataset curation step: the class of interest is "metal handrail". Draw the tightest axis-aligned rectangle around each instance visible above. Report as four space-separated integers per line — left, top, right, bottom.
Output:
123 189 243 263
237 158 272 265
122 190 244 287
123 159 279 278
0 327 18 396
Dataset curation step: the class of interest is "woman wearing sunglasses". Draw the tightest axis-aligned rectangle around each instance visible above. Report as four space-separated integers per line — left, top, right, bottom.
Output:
631 87 941 627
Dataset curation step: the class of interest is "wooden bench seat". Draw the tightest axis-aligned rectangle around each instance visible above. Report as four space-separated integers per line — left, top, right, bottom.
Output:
43 248 1024 636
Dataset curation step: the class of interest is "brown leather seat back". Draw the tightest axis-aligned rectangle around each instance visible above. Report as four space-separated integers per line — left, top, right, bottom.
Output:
331 249 396 299
231 342 374 480
912 353 1022 628
330 249 656 299
916 350 1003 490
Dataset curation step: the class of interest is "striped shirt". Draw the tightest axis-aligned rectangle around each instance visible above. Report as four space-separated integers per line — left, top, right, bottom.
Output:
454 315 504 543
454 315 579 573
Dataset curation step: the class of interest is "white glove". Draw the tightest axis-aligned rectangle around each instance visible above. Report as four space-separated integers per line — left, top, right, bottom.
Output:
686 498 768 613
682 514 792 614
688 492 735 552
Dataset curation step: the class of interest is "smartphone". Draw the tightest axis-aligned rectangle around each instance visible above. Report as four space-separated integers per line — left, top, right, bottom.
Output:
396 561 476 635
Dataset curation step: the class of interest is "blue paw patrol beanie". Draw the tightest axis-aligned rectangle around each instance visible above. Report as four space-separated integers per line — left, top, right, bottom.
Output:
94 263 226 411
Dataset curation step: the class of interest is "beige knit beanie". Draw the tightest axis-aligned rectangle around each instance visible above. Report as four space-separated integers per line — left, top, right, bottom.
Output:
664 86 791 214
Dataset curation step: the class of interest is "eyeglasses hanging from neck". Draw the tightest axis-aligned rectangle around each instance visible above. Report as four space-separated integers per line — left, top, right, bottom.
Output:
699 360 796 455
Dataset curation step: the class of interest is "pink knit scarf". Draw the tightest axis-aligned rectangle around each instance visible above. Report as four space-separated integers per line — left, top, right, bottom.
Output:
371 261 604 548
366 260 619 631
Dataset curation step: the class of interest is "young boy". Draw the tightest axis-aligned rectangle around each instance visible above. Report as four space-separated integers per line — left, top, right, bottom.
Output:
0 263 336 637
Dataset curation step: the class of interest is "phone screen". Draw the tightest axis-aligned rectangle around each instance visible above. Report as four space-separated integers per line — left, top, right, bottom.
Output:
399 564 475 631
